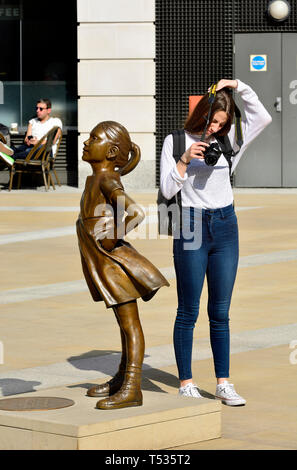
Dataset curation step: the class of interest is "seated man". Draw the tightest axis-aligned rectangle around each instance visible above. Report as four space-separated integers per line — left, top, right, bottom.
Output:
12 98 62 159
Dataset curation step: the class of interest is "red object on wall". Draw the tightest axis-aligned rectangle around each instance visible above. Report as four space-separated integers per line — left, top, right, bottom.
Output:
188 95 203 116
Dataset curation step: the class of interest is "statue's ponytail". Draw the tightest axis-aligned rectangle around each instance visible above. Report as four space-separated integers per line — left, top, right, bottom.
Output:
119 142 141 176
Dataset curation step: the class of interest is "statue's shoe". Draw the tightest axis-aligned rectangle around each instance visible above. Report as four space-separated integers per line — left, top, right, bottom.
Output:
96 388 143 410
87 372 124 397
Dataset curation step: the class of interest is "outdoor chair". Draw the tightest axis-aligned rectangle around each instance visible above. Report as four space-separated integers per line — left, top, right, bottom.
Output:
0 132 7 144
0 132 12 174
0 133 7 170
47 129 62 189
8 126 60 191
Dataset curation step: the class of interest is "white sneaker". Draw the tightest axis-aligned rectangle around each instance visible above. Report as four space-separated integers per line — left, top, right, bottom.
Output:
179 383 203 398
215 381 246 406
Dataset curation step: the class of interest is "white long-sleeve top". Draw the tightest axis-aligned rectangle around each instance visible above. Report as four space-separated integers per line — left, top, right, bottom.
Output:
160 80 272 209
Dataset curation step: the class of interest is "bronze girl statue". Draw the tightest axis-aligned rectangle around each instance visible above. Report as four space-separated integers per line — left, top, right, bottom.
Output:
76 121 169 410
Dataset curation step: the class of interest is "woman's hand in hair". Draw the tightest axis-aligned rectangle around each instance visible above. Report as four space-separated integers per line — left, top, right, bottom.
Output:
216 79 238 92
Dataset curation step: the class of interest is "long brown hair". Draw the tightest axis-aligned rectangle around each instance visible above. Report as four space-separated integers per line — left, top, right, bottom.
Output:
184 89 235 136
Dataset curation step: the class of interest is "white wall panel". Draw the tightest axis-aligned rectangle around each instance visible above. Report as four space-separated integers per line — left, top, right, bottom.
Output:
77 0 155 23
78 60 155 96
78 97 155 133
78 23 155 59
77 0 156 189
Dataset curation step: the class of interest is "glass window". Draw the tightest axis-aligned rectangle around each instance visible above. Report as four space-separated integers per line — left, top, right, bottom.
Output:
0 1 21 127
0 0 77 133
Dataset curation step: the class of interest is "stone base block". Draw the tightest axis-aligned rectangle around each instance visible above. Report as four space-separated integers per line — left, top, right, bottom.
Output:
0 384 221 450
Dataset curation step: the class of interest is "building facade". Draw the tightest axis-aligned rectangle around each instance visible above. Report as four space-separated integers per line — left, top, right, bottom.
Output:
1 1 296 189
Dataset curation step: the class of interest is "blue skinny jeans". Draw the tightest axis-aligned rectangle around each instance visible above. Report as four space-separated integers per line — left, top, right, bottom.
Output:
173 204 239 380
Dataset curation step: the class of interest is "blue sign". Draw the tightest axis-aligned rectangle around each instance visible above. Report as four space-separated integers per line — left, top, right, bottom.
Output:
250 55 267 72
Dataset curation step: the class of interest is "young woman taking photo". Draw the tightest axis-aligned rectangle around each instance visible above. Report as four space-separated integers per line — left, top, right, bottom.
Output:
160 79 272 405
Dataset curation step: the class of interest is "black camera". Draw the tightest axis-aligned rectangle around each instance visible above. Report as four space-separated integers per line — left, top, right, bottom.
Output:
204 143 222 166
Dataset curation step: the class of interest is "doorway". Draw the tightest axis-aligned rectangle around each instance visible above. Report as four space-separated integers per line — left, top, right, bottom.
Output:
234 33 297 187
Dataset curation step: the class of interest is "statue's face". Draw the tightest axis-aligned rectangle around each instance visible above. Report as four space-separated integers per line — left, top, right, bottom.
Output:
82 125 111 162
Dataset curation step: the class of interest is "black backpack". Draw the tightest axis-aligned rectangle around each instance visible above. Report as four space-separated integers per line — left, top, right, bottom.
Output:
157 129 238 236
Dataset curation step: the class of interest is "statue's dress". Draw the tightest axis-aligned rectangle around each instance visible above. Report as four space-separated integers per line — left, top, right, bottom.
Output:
77 173 169 308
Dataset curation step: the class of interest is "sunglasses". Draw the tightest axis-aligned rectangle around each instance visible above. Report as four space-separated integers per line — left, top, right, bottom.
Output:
36 106 48 111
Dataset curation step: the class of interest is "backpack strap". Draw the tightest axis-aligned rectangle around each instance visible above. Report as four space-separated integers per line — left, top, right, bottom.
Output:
157 129 185 236
215 134 233 176
172 129 186 162
171 129 185 208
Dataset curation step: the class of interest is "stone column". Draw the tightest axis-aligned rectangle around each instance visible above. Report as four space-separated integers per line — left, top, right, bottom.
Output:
77 0 156 189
